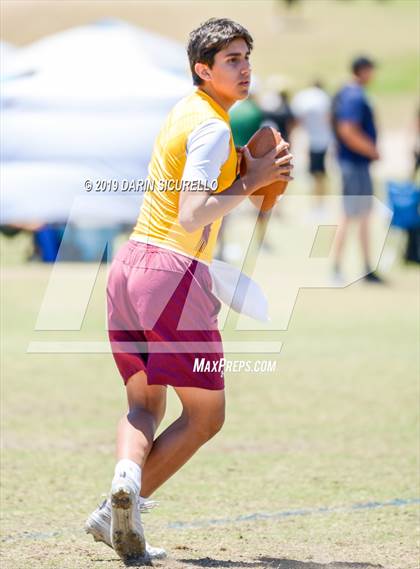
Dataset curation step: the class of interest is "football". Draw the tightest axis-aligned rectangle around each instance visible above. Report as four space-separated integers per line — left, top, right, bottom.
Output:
240 126 290 212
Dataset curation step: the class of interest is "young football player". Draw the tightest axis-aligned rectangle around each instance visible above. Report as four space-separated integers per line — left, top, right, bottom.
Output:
85 17 293 561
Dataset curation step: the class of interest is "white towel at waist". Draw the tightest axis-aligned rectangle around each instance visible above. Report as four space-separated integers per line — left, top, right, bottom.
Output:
209 259 270 322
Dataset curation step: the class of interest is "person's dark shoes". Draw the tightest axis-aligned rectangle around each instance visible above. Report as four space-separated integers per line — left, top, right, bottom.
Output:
364 271 385 284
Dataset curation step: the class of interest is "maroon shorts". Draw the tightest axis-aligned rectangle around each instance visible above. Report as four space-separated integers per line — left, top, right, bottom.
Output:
107 240 224 390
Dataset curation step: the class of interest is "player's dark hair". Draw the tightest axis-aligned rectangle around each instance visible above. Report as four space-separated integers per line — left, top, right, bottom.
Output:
187 18 253 86
351 56 375 76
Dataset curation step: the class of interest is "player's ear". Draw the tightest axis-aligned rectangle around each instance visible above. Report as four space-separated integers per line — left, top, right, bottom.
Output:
194 62 212 83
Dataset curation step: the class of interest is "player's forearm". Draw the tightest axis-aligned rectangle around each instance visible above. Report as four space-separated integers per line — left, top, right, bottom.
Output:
346 133 377 158
179 175 257 233
337 123 378 159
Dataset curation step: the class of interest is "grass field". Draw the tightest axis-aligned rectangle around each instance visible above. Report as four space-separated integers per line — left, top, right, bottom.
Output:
1 214 419 569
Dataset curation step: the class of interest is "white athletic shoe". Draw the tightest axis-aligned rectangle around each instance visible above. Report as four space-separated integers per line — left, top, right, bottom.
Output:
85 497 167 560
110 473 146 561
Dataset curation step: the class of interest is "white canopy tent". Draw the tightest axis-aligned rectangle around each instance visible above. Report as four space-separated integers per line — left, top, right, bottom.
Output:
1 20 192 225
1 19 190 109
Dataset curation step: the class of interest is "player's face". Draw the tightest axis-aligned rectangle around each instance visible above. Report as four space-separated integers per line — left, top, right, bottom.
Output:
358 66 375 86
197 38 251 107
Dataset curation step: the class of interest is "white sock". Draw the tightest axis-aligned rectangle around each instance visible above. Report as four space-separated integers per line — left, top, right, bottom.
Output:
113 458 141 493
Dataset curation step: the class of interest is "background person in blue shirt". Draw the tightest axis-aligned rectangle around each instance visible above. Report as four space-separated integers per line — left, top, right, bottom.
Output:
332 56 384 283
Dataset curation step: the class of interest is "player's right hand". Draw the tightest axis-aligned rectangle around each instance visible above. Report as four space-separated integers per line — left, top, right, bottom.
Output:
241 142 294 191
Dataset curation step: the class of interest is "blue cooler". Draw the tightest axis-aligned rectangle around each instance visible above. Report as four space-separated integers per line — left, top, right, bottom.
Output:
34 224 63 262
387 181 420 229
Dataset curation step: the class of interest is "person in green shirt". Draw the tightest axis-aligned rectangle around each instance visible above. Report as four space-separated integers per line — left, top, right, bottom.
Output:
216 96 265 261
230 95 263 147
224 95 274 256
